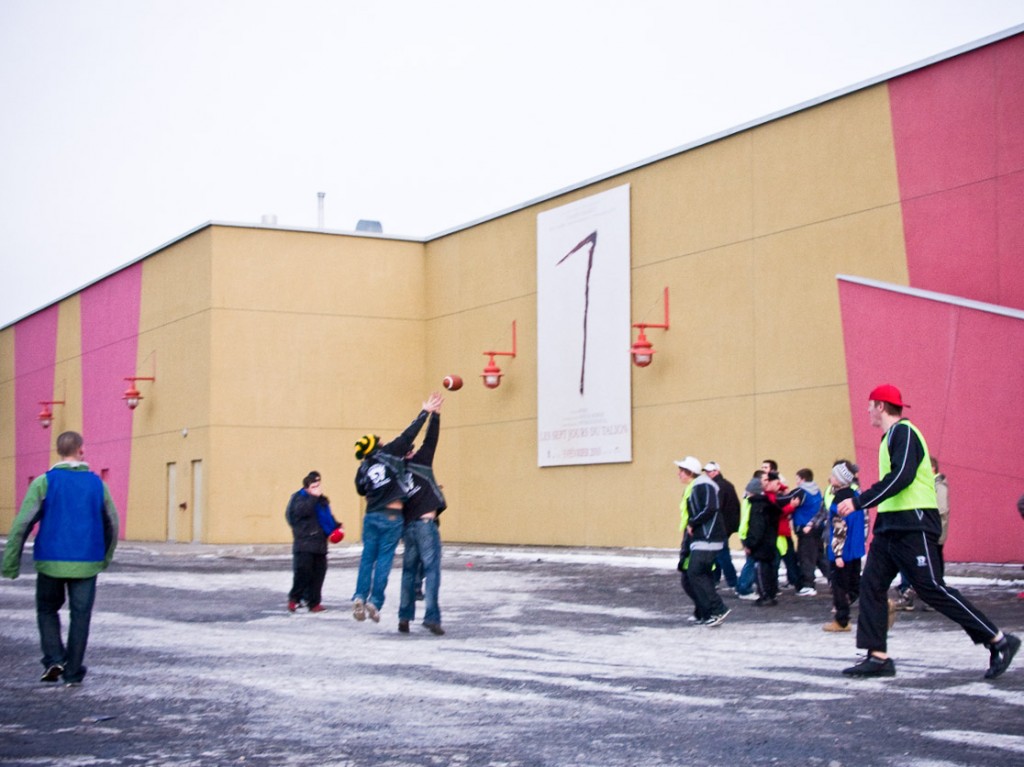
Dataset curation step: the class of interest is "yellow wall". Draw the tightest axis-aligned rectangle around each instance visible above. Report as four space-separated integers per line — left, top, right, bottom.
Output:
3 83 913 550
125 228 215 541
420 84 907 549
204 227 427 544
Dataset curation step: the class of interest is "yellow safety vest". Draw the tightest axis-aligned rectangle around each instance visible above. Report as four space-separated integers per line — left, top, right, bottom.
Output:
878 420 938 512
679 483 693 532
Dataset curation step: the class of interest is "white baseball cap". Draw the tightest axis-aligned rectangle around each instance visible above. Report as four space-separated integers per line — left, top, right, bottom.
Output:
674 456 703 475
703 461 720 473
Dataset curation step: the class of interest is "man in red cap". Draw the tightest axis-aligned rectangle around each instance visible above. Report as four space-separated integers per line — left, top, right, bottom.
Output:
837 384 1019 679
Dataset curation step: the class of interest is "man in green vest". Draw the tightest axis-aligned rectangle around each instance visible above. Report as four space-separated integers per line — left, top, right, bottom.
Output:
837 384 1018 679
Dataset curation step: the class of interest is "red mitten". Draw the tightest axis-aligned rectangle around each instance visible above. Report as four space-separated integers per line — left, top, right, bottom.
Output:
329 527 344 544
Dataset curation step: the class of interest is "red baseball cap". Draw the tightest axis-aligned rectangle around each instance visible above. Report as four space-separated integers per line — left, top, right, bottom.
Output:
869 383 909 408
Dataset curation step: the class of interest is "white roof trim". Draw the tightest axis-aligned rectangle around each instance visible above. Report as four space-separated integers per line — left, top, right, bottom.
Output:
427 24 1024 239
837 274 1024 321
1 222 423 329
6 24 1023 330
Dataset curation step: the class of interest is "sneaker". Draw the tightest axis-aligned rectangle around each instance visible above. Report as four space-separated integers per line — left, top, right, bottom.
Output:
737 591 759 601
704 609 731 627
308 604 326 613
352 599 366 622
984 633 1021 680
423 622 445 636
887 598 898 629
398 620 410 633
287 600 299 613
40 664 64 683
63 680 83 688
754 597 778 607
796 587 817 597
822 620 851 633
842 655 896 677
897 589 916 611
365 603 381 623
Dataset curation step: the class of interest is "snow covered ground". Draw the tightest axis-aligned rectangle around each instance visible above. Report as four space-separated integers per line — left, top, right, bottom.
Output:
1 542 1022 766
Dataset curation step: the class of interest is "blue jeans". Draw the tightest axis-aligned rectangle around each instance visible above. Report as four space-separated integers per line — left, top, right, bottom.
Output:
353 511 404 609
736 555 756 595
713 546 738 588
399 518 442 625
36 573 97 684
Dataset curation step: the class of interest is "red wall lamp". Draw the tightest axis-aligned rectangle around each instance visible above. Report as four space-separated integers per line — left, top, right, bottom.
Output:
630 287 670 367
37 400 65 429
123 376 156 410
124 352 157 410
481 320 517 389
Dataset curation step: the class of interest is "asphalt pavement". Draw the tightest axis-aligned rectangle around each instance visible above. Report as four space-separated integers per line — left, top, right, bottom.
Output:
1 541 1022 766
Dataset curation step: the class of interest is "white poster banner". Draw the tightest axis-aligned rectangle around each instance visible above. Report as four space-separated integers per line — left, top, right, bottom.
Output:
537 184 631 466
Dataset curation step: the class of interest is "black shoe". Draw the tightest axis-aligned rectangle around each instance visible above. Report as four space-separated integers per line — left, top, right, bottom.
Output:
985 633 1021 679
398 620 410 633
842 655 896 677
754 597 777 607
423 622 445 636
40 664 64 683
704 609 731 627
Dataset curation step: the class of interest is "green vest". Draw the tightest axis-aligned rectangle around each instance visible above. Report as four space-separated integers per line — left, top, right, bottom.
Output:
679 483 693 532
878 420 938 512
737 497 751 539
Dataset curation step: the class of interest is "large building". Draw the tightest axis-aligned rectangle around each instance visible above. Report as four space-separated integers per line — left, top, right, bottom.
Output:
3 30 1023 563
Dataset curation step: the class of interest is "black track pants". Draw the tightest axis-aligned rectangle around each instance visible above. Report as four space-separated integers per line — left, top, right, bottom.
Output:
857 529 999 653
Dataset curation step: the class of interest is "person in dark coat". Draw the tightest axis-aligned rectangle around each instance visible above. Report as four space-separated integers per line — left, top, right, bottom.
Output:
286 471 339 613
742 473 783 606
705 462 741 589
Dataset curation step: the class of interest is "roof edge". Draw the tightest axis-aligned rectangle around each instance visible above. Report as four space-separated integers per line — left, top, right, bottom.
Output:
837 274 1024 321
426 24 1024 240
1 221 425 330
6 24 1022 330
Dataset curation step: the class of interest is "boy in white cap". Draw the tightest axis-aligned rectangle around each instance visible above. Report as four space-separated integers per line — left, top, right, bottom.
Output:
675 456 730 627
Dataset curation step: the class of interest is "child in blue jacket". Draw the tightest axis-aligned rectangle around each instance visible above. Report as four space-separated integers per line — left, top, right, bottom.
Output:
824 460 864 632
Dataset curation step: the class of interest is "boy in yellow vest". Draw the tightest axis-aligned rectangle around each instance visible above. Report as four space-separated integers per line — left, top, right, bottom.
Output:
837 384 1018 679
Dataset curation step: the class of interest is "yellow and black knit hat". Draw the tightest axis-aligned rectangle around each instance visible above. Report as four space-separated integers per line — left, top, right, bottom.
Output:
354 434 379 460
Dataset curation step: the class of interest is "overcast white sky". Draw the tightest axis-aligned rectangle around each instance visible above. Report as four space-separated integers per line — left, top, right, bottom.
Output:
2 1 1023 328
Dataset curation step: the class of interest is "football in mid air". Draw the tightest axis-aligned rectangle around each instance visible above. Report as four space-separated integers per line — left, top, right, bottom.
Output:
442 375 463 391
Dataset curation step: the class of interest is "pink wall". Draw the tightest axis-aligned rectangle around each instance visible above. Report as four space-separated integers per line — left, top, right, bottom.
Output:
839 280 1024 564
80 263 144 536
13 307 60 499
836 33 1024 563
889 33 1024 311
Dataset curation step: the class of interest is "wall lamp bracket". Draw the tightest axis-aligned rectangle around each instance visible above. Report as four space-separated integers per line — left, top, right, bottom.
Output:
481 320 517 389
630 287 670 367
37 400 66 429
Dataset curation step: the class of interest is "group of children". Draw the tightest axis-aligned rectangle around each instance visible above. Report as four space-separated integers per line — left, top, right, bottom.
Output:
739 460 865 632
